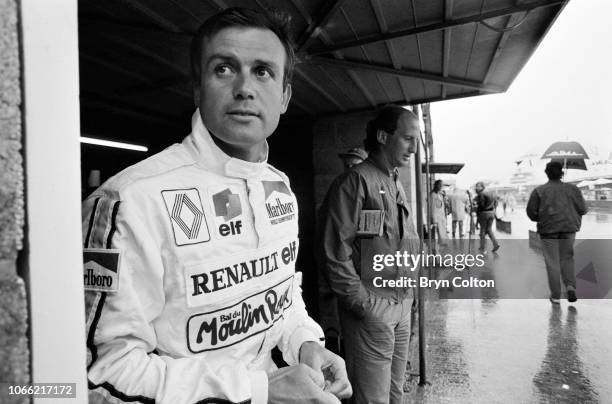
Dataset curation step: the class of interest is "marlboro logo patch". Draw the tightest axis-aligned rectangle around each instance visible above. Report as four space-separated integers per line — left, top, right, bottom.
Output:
187 276 294 353
262 181 296 225
83 249 121 292
263 181 291 199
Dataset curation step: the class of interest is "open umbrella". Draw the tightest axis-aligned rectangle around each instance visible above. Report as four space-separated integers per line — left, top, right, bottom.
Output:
551 158 587 170
541 141 589 171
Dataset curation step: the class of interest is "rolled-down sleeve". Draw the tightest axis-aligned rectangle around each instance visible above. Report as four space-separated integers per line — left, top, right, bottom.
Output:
526 189 540 222
320 172 370 318
573 185 588 216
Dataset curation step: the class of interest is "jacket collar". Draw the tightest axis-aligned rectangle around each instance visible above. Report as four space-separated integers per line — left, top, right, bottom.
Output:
367 151 399 179
186 109 269 179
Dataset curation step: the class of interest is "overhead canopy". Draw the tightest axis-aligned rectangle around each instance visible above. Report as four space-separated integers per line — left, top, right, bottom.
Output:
422 162 464 174
78 0 568 136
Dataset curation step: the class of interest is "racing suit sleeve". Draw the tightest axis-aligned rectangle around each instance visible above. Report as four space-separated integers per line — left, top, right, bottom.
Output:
83 192 268 404
320 172 370 319
277 271 326 365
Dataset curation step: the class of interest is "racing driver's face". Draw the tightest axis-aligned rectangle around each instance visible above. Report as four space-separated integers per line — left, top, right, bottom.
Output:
194 27 292 162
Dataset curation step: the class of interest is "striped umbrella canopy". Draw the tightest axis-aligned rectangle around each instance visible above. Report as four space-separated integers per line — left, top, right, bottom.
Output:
542 141 589 170
541 141 589 160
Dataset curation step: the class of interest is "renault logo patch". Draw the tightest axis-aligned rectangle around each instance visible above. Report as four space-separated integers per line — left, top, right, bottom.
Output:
162 188 210 246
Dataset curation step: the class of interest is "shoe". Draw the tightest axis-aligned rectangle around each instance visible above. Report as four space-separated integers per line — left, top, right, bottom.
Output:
492 244 500 252
549 297 560 304
567 290 577 303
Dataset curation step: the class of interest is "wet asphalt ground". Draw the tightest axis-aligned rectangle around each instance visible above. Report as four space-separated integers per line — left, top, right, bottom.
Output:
403 206 612 403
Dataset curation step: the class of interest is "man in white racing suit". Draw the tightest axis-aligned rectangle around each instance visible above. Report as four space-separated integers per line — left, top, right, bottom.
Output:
82 7 351 404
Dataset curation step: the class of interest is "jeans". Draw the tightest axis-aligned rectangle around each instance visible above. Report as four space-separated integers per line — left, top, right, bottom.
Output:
340 294 412 404
477 211 498 251
540 232 576 299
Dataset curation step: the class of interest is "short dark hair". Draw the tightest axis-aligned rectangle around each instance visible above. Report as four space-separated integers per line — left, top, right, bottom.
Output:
545 161 564 180
364 105 418 152
433 179 443 191
190 7 296 89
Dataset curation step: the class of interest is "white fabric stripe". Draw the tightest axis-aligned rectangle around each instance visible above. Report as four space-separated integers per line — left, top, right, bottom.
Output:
90 197 114 249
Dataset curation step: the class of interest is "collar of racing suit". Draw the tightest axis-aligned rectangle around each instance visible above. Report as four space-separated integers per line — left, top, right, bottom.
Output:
187 109 270 180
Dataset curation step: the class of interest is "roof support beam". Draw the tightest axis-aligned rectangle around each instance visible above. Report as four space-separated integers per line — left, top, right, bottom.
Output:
441 0 454 98
121 0 185 33
369 0 411 102
80 53 191 99
81 93 181 127
294 69 347 111
308 0 566 55
482 10 524 85
289 96 316 116
79 16 193 39
307 56 503 92
91 30 189 76
290 0 376 107
118 75 190 97
297 0 348 52
320 90 481 120
205 0 228 11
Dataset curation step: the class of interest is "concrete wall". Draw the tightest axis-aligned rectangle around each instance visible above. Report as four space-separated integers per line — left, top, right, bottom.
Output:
0 0 30 402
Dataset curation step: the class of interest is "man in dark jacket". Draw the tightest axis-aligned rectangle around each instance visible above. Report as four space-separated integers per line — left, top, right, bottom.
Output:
526 161 587 303
474 181 500 253
321 105 420 404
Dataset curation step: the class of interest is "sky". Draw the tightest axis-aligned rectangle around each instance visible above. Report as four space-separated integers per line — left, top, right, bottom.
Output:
430 0 612 188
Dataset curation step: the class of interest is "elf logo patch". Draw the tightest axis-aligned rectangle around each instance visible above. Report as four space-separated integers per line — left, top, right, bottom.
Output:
83 249 121 292
262 181 296 225
211 188 243 237
162 189 210 246
213 188 242 221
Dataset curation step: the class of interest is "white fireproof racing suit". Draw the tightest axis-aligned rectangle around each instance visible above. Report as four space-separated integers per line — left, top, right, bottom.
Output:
82 110 324 404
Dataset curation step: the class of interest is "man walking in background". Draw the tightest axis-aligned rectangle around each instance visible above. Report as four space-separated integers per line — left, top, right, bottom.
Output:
322 105 420 404
449 188 469 238
527 161 587 304
430 179 449 246
474 181 500 253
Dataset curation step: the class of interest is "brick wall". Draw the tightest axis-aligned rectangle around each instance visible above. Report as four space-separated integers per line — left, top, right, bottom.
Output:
312 111 417 213
0 0 30 402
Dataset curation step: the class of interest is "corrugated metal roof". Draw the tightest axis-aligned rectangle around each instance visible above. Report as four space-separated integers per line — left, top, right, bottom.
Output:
78 0 568 125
